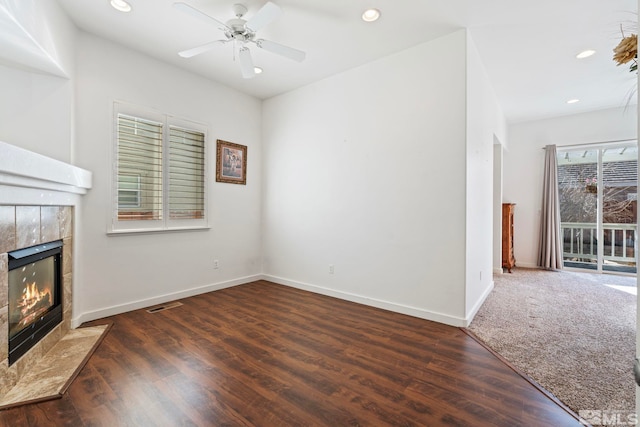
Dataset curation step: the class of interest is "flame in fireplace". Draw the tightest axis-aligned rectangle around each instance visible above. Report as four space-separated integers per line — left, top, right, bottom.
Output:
18 282 52 327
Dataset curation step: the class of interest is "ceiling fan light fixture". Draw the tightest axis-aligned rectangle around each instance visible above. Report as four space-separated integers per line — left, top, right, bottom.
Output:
175 1 306 77
362 8 381 22
110 0 132 12
576 49 596 59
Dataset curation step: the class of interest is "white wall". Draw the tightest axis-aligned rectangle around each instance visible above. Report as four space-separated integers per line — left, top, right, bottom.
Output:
465 33 507 319
0 0 76 163
73 33 263 324
262 31 470 325
505 106 638 268
493 144 503 274
0 66 72 162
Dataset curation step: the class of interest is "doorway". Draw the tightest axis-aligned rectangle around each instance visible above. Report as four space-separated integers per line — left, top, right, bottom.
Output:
557 142 638 274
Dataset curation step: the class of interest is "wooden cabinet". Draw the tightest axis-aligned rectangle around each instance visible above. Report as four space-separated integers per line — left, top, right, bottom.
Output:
502 203 516 273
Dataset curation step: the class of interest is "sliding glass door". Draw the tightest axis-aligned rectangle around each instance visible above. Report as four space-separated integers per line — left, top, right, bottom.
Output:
557 142 637 274
602 148 637 273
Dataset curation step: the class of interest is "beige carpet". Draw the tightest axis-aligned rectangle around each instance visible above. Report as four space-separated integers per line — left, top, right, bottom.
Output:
0 324 109 409
468 268 636 418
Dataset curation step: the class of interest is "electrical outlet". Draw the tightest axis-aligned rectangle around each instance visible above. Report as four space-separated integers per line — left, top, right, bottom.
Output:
329 264 334 274
213 259 219 269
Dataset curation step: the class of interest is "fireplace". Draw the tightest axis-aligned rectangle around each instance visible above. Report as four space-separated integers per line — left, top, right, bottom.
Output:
7 240 63 365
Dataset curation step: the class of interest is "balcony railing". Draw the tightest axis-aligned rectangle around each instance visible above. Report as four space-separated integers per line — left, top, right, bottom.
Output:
561 222 637 267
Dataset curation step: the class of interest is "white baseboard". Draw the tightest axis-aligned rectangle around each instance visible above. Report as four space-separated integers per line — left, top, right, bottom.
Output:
72 274 263 328
73 274 495 330
262 274 468 327
493 267 504 274
463 280 494 327
515 261 538 269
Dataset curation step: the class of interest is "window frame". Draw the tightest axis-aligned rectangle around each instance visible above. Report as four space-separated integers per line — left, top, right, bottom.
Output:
109 102 210 234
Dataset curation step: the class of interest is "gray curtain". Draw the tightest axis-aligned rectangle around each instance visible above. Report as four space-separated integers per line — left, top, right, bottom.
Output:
538 145 563 270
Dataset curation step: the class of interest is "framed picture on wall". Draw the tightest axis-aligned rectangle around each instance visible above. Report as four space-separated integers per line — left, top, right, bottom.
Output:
216 140 247 185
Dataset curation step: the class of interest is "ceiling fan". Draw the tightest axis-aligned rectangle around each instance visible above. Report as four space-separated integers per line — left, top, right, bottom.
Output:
173 1 306 79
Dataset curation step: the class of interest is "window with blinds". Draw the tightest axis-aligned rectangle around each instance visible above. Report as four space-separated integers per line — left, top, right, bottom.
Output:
112 104 208 232
169 126 205 219
116 114 163 221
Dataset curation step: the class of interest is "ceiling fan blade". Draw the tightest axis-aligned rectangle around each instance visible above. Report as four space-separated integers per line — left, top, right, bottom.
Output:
245 2 282 32
256 39 306 62
173 2 230 30
178 40 227 58
238 47 256 79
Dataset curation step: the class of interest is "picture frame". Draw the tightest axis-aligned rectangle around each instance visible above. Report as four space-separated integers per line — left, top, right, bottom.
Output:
216 139 247 185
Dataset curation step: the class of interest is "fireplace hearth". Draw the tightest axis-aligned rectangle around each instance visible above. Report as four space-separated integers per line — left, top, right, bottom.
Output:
8 240 63 365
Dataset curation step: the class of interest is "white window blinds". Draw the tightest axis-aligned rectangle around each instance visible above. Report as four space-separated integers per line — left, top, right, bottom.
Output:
112 104 208 233
169 126 205 219
116 114 163 221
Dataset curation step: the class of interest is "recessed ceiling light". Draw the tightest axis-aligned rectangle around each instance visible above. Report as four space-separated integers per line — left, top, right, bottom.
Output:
254 67 263 74
362 8 381 22
110 0 132 12
576 50 596 59
567 99 580 104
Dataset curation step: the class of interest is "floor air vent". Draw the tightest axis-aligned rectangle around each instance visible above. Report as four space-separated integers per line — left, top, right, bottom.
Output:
146 302 183 313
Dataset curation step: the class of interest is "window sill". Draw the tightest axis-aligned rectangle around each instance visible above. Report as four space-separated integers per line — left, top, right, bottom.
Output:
107 225 211 236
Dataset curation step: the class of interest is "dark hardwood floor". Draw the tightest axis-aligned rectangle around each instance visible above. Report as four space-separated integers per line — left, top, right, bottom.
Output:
0 281 583 426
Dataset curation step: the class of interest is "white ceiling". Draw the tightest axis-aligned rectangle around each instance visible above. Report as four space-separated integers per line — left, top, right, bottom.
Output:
55 0 638 123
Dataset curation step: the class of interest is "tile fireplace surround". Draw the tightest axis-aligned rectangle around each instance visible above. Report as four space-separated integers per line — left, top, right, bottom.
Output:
0 141 92 401
0 205 74 396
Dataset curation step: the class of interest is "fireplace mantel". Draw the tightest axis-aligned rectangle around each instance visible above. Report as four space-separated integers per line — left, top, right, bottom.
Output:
0 142 91 200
